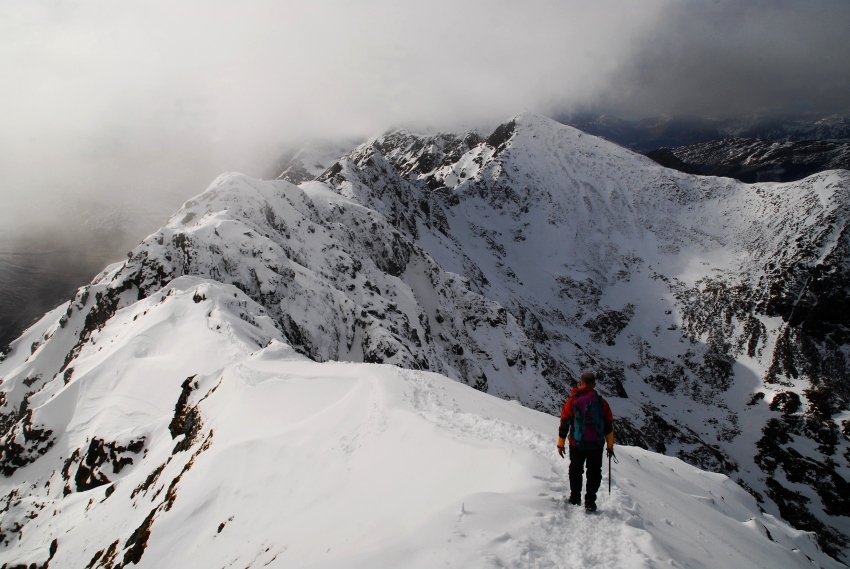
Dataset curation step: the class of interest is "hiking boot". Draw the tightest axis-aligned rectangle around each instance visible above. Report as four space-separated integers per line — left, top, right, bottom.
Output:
584 501 597 513
567 494 581 506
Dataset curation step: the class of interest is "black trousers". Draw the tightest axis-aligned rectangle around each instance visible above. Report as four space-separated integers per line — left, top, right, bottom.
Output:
568 446 604 503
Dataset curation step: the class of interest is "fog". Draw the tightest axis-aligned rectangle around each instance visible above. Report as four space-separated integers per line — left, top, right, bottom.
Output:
1 1 849 342
1 0 670 238
4 1 849 235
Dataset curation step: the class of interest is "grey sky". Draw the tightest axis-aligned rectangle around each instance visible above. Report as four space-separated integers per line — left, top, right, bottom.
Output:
604 0 850 118
1 0 848 241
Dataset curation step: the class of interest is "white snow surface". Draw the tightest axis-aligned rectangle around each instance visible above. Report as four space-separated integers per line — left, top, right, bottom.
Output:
0 280 838 568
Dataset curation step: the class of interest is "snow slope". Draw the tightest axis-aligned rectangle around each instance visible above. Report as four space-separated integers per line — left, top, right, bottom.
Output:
0 281 838 568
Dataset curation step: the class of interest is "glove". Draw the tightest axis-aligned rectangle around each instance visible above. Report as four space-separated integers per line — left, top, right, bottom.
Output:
558 446 565 458
606 447 615 459
557 437 566 458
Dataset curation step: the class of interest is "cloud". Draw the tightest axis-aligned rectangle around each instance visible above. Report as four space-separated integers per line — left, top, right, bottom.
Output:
2 1 672 138
600 0 850 118
1 0 848 245
1 0 673 240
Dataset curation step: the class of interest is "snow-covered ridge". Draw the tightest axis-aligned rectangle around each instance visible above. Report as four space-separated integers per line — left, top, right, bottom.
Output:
2 112 850 563
0 282 839 568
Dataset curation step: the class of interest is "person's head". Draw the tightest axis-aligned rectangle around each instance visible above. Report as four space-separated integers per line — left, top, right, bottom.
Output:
579 371 596 387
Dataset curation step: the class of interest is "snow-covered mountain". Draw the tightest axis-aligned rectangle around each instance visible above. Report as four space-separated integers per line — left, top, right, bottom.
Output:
2 113 850 565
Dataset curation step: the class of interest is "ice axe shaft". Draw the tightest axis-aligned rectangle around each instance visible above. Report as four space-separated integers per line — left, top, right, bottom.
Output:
608 448 618 494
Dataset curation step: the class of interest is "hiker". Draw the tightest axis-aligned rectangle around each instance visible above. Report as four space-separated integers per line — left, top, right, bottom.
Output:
557 371 614 512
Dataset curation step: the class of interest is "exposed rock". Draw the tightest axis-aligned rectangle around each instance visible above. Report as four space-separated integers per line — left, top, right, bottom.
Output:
169 376 202 454
0 399 55 477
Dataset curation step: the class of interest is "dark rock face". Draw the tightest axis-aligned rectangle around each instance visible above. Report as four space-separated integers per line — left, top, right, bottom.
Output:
0 402 54 477
660 228 850 555
68 437 146 493
169 376 203 454
486 120 517 156
584 305 634 346
643 148 702 175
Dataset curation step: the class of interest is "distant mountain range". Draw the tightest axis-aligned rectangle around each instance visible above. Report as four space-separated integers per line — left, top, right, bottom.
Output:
645 138 850 183
560 113 850 152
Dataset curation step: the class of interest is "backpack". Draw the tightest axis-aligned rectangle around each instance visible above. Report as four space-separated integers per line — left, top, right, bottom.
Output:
572 390 605 450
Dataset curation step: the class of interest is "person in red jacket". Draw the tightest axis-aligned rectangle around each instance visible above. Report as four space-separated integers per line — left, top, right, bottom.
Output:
557 371 614 512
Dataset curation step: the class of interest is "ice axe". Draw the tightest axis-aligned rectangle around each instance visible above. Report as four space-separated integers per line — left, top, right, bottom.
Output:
607 448 619 494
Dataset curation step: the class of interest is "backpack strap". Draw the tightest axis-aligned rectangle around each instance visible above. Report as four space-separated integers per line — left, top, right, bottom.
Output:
591 391 605 436
572 396 586 447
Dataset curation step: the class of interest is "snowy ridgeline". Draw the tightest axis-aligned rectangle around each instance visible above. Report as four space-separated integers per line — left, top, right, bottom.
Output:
0 280 839 568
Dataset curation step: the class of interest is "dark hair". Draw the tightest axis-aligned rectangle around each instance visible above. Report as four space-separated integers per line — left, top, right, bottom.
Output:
580 371 596 386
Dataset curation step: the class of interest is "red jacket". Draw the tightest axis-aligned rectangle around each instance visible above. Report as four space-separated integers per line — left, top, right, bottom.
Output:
558 386 614 448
